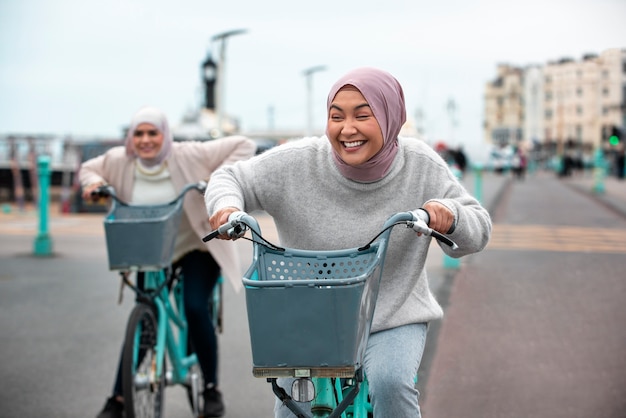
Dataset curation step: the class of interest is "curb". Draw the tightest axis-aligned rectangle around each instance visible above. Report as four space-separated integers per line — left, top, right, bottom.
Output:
417 175 511 401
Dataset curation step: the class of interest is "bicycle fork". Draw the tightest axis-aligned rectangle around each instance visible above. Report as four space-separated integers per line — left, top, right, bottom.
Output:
270 377 362 418
313 377 361 418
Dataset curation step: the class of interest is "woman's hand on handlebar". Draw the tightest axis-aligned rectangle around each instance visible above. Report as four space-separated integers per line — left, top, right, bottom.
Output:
422 201 455 235
82 182 106 201
209 207 242 240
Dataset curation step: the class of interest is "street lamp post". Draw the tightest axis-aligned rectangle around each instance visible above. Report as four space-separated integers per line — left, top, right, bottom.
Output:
211 29 247 136
303 65 327 137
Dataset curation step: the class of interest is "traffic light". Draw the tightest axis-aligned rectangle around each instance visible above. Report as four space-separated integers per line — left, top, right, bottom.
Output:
609 126 622 146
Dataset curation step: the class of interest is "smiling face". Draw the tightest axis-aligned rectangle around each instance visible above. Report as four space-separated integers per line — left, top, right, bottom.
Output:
327 85 384 167
132 123 164 161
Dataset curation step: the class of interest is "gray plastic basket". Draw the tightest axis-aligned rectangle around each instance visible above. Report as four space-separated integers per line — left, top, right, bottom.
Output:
103 200 183 271
242 241 386 377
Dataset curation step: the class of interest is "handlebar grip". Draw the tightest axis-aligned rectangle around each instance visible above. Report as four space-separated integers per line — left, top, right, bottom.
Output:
202 222 234 242
202 229 220 242
91 185 111 197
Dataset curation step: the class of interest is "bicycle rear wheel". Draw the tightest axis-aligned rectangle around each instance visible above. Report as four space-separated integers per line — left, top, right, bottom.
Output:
122 303 165 418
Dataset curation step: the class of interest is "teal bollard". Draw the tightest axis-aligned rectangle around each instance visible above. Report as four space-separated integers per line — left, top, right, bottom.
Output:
33 155 53 256
592 148 606 194
554 155 563 175
444 164 462 270
528 157 537 175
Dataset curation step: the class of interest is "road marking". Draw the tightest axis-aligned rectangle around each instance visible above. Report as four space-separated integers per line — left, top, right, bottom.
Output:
0 213 278 240
488 224 626 254
0 215 104 236
4 217 625 255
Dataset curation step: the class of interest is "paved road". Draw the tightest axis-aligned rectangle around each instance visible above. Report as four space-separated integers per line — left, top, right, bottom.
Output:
421 171 626 418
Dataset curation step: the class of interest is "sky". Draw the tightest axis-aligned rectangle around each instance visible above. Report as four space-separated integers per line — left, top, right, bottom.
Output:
1 0 625 163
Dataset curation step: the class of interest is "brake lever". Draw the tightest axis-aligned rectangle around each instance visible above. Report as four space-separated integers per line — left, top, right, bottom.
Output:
408 210 458 250
202 211 248 242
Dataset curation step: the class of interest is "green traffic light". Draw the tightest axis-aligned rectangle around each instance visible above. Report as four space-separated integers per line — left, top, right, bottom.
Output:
609 135 620 146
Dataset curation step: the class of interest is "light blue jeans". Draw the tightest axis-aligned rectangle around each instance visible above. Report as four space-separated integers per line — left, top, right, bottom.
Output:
274 323 428 417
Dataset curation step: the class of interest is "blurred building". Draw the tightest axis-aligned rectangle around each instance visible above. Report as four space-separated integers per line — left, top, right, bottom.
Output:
484 48 626 155
484 64 524 147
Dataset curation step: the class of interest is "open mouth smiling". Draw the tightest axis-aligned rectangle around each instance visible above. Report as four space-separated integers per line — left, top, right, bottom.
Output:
343 140 365 148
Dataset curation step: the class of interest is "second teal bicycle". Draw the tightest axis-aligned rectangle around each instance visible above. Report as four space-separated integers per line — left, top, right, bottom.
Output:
98 181 222 418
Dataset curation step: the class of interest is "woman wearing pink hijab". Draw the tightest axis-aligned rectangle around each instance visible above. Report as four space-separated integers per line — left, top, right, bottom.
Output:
81 106 256 418
206 68 492 417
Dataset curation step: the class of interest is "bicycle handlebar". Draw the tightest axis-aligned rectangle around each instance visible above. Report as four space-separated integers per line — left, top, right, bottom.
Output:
203 209 458 250
407 209 458 249
202 211 248 242
92 181 207 206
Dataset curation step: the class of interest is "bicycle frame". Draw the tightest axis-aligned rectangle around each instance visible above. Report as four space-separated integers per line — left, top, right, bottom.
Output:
141 270 196 385
271 374 371 418
99 181 221 417
144 271 222 384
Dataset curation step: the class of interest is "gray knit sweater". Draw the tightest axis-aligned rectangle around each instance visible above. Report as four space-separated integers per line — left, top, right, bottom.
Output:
205 137 491 332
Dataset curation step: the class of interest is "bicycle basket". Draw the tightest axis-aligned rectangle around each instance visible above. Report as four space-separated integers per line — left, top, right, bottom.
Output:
242 240 387 377
103 199 184 271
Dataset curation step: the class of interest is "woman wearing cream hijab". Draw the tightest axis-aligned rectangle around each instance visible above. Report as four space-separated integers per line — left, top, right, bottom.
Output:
81 106 256 418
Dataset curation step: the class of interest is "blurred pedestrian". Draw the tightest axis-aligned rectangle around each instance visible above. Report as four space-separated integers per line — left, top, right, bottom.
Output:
452 145 468 175
615 144 625 180
512 147 527 180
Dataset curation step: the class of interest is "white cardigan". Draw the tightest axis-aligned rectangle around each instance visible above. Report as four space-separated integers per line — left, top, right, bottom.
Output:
80 136 257 291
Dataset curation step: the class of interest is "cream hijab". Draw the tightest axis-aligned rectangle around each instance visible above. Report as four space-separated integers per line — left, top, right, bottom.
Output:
125 106 173 167
326 67 406 182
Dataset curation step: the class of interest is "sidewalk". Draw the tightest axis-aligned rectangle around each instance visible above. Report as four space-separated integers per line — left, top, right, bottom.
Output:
418 170 511 395
420 170 626 418
419 169 626 406
560 173 626 218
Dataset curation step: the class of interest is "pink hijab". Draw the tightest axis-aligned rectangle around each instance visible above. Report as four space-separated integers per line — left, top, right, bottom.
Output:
326 67 406 182
125 106 173 167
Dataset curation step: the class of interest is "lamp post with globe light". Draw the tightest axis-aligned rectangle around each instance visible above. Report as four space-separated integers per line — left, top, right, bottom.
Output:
201 54 218 111
211 29 247 137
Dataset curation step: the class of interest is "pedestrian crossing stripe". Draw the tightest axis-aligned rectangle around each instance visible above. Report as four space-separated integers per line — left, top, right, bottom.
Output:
488 224 626 254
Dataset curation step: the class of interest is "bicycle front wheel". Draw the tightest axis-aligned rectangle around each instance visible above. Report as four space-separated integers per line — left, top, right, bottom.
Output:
122 303 165 418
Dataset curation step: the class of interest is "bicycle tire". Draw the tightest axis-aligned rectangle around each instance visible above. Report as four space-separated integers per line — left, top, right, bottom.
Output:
122 303 165 418
212 280 223 333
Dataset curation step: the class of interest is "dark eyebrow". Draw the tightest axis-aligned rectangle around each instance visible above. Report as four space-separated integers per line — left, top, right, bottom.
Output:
329 103 371 112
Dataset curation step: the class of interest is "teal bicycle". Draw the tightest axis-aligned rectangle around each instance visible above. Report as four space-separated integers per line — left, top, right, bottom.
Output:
97 181 222 418
204 210 457 417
